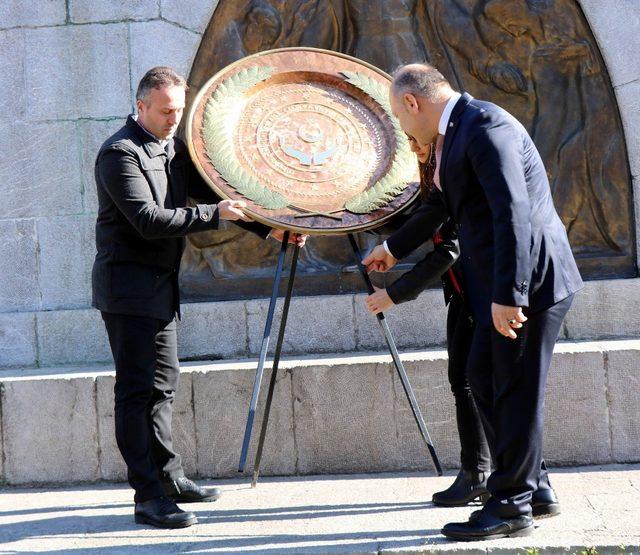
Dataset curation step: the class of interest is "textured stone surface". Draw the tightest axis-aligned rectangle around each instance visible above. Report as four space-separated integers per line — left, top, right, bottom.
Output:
606 349 640 462
69 0 159 23
2 377 99 483
77 118 127 213
0 122 83 219
0 29 25 120
0 220 40 312
0 312 37 369
37 215 95 310
564 279 640 340
354 290 448 351
177 300 247 360
37 309 111 366
393 357 459 472
24 25 130 120
0 1 66 28
544 349 611 465
0 343 639 484
1 466 640 553
246 294 356 356
161 0 217 33
129 20 200 104
292 360 400 474
192 364 296 478
579 0 640 87
615 80 640 180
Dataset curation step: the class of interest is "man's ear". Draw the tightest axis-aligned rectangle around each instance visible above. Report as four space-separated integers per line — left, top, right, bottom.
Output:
136 98 145 114
403 93 419 114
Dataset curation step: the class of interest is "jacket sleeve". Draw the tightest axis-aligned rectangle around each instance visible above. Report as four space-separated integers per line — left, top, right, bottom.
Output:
385 186 449 259
97 146 220 240
386 222 460 304
186 156 272 240
467 117 531 307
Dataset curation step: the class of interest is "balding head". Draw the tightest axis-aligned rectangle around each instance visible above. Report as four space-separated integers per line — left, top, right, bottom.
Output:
391 63 453 103
388 63 455 149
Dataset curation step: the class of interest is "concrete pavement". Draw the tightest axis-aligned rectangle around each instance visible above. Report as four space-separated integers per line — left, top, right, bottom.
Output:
0 464 639 554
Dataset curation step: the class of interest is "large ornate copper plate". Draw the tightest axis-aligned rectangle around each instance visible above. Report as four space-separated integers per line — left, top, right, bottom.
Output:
186 47 419 235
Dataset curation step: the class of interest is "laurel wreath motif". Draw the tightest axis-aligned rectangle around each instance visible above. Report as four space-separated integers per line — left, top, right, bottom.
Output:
202 66 289 209
202 67 414 214
340 71 416 214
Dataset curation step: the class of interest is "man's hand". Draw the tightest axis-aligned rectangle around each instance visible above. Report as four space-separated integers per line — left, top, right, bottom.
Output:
218 199 253 222
491 302 528 339
271 229 308 247
362 244 397 273
365 287 394 315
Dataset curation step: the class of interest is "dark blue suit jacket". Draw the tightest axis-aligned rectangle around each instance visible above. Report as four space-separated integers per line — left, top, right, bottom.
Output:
387 93 583 323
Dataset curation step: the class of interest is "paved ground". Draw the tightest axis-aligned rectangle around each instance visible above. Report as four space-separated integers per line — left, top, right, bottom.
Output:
0 465 638 554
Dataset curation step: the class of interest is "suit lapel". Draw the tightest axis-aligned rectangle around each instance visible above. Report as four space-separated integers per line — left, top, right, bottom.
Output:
439 93 473 200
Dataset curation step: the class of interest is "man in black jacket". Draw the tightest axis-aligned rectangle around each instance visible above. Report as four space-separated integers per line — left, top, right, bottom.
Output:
93 66 303 529
364 64 583 540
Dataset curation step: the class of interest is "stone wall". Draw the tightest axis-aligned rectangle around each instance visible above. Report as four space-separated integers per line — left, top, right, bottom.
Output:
0 0 639 369
1 340 638 484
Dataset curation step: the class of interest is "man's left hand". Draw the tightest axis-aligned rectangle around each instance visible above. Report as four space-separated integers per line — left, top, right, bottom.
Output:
365 287 394 315
271 229 307 247
491 302 527 339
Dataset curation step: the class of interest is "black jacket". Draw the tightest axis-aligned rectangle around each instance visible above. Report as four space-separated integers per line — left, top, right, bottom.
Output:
373 203 461 306
387 94 583 323
92 115 270 320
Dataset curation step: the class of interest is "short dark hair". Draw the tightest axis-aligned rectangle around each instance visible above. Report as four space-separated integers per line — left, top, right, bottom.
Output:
392 64 452 102
136 66 187 102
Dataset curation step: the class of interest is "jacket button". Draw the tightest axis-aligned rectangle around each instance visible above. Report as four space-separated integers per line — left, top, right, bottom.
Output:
201 212 209 221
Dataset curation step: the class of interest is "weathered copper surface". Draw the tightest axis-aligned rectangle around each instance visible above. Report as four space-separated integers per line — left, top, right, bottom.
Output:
180 0 636 301
187 48 419 235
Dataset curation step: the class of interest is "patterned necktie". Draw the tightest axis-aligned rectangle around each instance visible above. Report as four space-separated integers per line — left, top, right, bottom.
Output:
433 133 445 191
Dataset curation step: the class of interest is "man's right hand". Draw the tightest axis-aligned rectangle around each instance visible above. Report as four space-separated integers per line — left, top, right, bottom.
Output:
218 199 253 222
362 244 397 273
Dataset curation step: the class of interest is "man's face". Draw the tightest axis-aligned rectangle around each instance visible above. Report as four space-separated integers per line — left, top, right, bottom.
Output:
408 135 431 164
390 90 438 149
137 85 186 140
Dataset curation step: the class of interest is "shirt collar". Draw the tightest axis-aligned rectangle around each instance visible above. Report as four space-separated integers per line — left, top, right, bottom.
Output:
133 114 169 148
438 91 462 136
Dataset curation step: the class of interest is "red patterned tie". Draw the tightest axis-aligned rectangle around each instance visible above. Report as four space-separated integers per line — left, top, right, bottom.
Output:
433 133 445 191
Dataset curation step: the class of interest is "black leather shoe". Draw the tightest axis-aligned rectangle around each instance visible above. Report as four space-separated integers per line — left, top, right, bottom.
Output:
162 476 222 503
134 496 197 529
442 509 534 541
532 487 561 518
432 470 490 506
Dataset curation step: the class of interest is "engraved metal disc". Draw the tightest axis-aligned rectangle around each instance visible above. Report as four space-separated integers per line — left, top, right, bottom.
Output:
186 47 420 235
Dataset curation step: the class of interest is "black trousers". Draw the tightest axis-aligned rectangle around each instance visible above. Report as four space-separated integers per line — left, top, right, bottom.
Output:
446 296 491 473
102 312 184 503
466 295 573 517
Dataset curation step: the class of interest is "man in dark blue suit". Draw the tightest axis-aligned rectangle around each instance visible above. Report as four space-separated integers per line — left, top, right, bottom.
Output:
364 63 583 541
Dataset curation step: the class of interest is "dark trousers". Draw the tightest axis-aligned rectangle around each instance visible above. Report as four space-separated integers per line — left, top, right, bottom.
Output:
446 296 491 473
102 312 184 503
466 295 573 517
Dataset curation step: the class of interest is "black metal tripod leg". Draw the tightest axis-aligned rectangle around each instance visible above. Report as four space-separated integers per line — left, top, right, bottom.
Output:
238 231 290 472
251 244 300 487
347 234 443 476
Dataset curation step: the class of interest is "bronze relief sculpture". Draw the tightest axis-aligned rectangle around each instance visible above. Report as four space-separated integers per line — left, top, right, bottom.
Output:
181 0 635 300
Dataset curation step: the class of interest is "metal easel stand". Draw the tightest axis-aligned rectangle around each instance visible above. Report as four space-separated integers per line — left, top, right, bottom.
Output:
238 232 442 487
